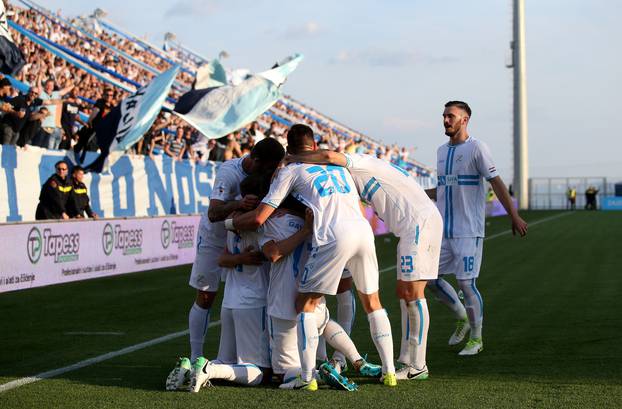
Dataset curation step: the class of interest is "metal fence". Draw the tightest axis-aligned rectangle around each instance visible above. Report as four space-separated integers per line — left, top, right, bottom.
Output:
528 177 621 210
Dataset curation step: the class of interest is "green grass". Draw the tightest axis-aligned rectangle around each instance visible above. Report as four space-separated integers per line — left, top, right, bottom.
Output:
1 210 621 408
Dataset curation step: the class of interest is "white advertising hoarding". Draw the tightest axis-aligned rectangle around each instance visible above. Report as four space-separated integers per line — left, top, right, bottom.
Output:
0 215 200 293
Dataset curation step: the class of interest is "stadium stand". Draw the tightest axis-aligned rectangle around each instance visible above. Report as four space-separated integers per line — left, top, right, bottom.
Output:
1 1 433 180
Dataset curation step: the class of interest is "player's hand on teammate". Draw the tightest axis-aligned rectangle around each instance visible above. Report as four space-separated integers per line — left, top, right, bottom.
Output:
511 215 528 237
239 246 265 265
302 208 314 234
238 194 259 211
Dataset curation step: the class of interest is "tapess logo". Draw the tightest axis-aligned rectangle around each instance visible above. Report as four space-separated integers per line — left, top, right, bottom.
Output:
102 223 143 256
27 227 80 264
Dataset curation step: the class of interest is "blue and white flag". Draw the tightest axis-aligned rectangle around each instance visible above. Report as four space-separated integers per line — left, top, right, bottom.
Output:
194 58 227 90
174 53 303 139
0 3 25 75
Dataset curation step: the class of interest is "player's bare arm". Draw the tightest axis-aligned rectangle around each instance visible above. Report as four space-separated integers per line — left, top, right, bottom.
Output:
488 176 528 237
261 209 313 262
230 203 276 231
285 150 348 167
217 246 264 268
208 195 259 222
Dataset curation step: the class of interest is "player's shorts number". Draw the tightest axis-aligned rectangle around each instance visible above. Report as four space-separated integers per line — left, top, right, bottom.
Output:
400 255 414 273
463 256 475 273
307 165 351 197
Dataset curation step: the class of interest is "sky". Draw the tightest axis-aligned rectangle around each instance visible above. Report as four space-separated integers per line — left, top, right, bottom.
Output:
34 0 622 180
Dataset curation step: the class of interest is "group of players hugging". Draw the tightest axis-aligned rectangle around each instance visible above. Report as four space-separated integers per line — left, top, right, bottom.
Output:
165 103 525 392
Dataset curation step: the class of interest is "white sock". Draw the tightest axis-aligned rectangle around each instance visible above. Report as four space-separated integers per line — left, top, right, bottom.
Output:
398 299 410 364
458 279 483 339
323 320 362 364
189 303 210 361
332 290 356 364
209 363 263 386
428 278 467 320
297 312 319 382
316 336 328 362
407 299 429 370
367 309 395 374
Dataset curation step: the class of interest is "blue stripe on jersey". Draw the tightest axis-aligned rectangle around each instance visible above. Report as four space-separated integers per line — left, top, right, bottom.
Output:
458 174 480 179
367 182 382 201
292 243 304 278
447 147 456 238
458 181 480 186
415 224 420 245
361 177 377 198
390 162 410 177
443 147 455 238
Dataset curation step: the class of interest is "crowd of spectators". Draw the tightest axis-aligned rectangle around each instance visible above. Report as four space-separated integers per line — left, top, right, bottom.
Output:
0 1 431 177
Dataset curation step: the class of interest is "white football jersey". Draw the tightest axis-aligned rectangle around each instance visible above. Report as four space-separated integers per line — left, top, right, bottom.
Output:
344 153 439 237
262 162 364 246
198 156 249 247
258 212 311 321
222 230 269 309
436 137 499 238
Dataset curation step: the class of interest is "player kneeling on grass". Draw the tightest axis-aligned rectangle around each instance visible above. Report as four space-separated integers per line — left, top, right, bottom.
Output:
190 175 271 392
258 191 382 391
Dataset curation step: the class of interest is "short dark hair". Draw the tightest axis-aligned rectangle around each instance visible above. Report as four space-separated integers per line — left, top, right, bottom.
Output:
250 137 285 162
445 101 472 117
72 166 85 174
55 160 68 169
239 173 270 200
286 124 315 154
0 78 12 88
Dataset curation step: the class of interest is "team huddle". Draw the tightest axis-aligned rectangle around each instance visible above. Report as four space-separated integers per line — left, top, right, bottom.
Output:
165 101 528 392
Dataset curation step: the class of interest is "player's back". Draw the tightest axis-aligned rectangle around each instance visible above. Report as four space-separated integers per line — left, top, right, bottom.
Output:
198 156 248 245
259 211 311 321
345 153 438 236
222 230 269 309
264 163 367 246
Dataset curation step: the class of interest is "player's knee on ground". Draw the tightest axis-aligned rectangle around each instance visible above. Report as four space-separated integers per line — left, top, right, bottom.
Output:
357 291 382 313
295 293 323 313
195 290 217 309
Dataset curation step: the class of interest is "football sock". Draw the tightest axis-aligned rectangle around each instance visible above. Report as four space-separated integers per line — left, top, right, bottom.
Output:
189 303 210 361
332 290 356 364
407 299 429 370
398 299 410 364
209 363 263 386
323 320 362 364
458 278 483 339
297 312 319 382
367 309 395 374
428 278 468 320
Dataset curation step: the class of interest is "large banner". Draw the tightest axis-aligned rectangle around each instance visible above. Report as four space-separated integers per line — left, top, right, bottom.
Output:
0 215 199 293
0 145 217 222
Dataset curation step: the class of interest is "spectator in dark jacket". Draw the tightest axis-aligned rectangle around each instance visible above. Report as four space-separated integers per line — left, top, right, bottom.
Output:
35 160 72 220
67 166 97 218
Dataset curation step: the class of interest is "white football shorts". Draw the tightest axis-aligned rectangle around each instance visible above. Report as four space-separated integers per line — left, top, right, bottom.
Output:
438 237 484 280
189 225 224 291
397 212 443 281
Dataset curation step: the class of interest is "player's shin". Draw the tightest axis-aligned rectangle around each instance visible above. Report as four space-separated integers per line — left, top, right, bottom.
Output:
427 278 467 320
398 299 410 365
188 303 210 361
367 308 395 374
323 320 362 364
407 299 429 370
297 312 320 382
458 279 483 339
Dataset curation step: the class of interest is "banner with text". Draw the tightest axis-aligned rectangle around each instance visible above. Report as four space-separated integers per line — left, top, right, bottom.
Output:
0 215 199 293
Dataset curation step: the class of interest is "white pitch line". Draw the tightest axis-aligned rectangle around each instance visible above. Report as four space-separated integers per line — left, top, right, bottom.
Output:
0 321 220 393
1 211 571 393
64 332 126 336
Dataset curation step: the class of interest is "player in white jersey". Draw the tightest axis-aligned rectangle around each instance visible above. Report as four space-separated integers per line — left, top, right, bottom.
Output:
258 193 382 391
425 101 527 356
166 139 284 391
228 124 397 388
285 150 442 380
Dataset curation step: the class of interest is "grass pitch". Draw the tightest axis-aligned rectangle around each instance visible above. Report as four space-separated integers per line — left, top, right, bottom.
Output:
1 210 621 408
